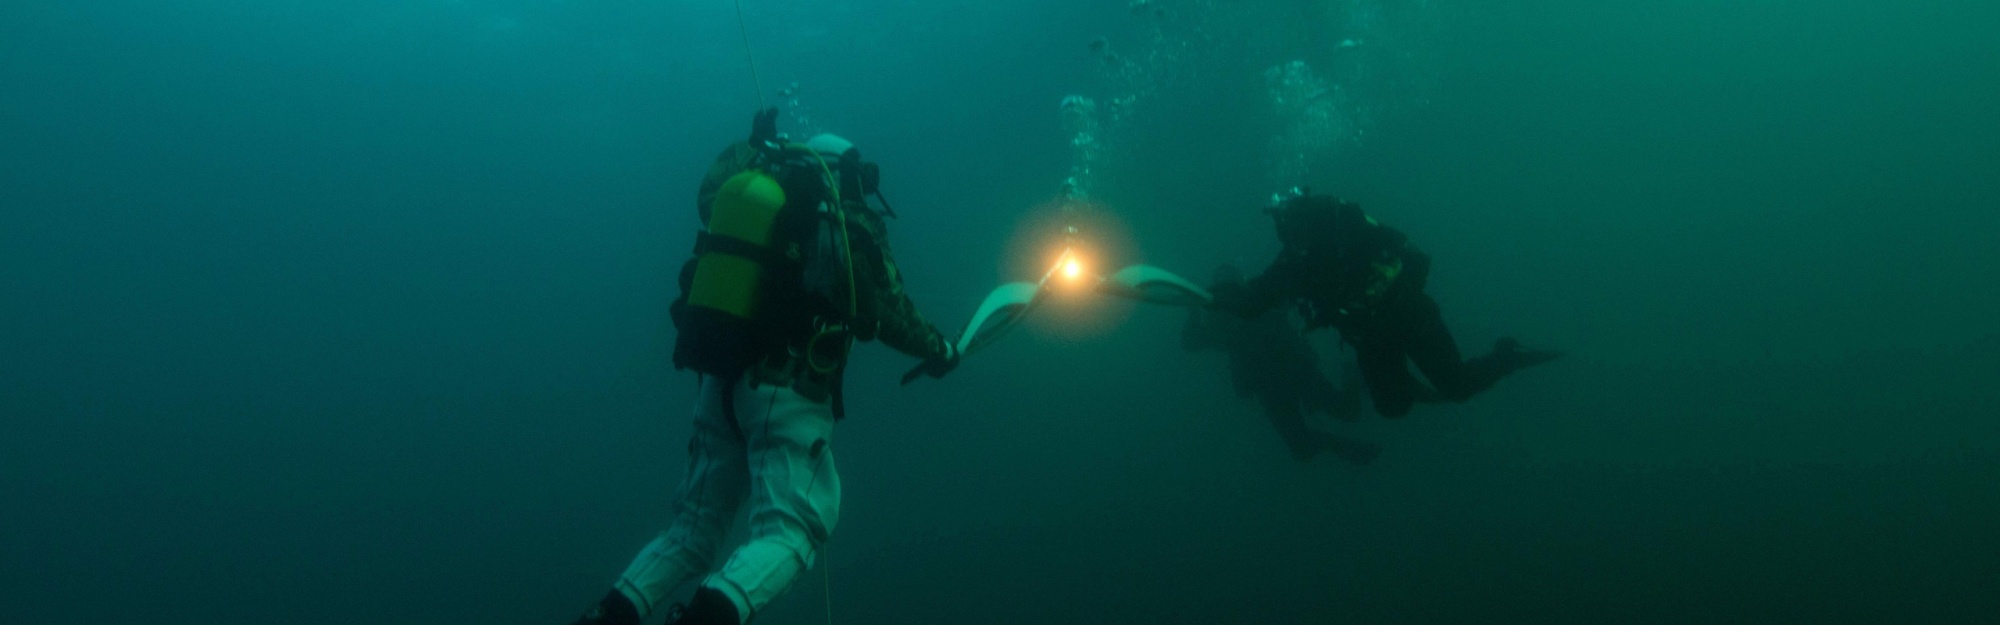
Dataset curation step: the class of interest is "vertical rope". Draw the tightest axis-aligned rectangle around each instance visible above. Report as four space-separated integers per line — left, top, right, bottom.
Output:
822 543 833 625
734 0 767 108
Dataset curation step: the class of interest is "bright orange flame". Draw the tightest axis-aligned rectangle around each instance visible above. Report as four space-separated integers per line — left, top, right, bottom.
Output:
1062 258 1083 280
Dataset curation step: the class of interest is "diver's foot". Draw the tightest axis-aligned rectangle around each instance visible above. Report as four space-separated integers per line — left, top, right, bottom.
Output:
571 590 639 625
1326 436 1383 466
664 587 740 625
1493 337 1566 370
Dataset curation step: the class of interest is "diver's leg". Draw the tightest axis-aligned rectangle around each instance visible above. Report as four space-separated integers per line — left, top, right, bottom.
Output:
1261 396 1322 462
1404 294 1564 402
1302 364 1364 423
604 376 752 622
1352 340 1420 418
1264 392 1381 465
698 382 841 624
1398 293 1494 403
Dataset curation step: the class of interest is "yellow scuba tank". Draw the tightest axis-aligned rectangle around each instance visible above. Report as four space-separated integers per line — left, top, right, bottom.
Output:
674 136 861 380
687 170 788 319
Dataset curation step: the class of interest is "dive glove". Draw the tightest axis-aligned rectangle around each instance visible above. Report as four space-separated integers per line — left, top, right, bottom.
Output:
900 340 962 385
1206 280 1255 318
920 341 962 378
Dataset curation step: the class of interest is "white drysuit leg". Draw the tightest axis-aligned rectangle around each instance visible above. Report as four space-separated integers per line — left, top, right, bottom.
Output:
615 376 752 615
702 377 841 622
614 375 840 624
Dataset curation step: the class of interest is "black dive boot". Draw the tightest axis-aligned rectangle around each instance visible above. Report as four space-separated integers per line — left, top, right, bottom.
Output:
1492 338 1566 371
570 590 640 625
664 586 741 625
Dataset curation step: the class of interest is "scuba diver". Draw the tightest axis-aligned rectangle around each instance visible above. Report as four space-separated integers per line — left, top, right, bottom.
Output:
567 108 960 625
1183 263 1383 465
1210 188 1565 418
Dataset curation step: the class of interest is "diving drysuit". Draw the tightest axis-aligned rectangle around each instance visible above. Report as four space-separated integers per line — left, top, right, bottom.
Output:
1211 190 1563 418
1184 268 1382 465
570 110 957 625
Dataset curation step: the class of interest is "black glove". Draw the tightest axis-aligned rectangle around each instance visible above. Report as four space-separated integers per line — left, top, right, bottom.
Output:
923 341 962 378
900 341 962 385
1207 280 1252 317
749 107 779 143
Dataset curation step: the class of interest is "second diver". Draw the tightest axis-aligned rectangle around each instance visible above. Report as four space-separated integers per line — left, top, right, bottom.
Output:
1184 263 1383 465
1210 189 1564 419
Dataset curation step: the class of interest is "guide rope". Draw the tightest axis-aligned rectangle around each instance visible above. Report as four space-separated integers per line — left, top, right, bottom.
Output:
733 0 767 107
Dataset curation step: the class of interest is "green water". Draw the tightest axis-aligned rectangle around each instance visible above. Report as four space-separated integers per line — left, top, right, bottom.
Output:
3 1 1996 623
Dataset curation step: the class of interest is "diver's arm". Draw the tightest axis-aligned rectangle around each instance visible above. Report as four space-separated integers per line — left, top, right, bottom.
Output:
850 211 951 361
1212 255 1301 318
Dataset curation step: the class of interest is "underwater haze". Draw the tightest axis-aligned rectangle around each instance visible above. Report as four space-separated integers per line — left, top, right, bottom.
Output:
4 1 1999 623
